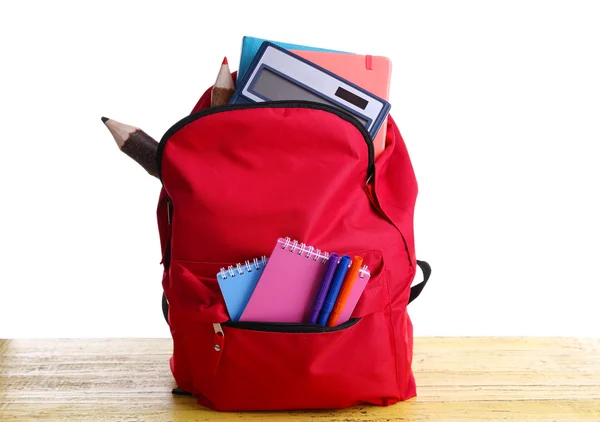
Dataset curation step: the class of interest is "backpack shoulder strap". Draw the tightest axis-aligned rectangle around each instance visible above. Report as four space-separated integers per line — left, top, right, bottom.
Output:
409 260 431 304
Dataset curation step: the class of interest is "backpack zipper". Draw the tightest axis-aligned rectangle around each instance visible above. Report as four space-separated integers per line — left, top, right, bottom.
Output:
156 100 375 185
219 317 360 334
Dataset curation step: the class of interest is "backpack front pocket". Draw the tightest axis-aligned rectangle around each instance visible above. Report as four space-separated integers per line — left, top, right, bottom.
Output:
167 249 398 411
203 311 400 411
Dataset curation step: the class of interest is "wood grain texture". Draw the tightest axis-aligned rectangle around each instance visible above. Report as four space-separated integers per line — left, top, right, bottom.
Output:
1 338 599 421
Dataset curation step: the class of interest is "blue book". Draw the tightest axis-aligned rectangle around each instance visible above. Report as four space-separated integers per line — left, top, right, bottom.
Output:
238 36 351 81
217 257 268 321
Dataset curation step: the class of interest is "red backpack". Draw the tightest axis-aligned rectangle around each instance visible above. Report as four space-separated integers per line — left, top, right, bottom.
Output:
156 81 431 411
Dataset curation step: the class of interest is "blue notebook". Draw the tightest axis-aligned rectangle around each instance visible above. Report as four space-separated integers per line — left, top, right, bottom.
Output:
217 256 268 321
238 36 352 81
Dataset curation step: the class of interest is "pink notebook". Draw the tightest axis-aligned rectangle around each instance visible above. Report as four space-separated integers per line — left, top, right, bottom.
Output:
335 266 371 325
239 237 330 323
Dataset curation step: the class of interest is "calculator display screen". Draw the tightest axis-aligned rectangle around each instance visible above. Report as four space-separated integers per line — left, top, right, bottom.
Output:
252 68 368 126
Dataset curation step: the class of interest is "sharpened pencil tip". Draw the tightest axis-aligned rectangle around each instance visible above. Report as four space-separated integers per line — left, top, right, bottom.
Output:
222 56 228 65
101 116 109 123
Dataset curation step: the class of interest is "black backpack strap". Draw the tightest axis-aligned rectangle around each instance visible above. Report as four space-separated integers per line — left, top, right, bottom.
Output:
409 260 431 304
162 292 169 325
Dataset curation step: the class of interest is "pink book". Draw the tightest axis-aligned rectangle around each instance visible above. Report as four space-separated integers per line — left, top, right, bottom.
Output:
239 237 330 323
335 266 371 325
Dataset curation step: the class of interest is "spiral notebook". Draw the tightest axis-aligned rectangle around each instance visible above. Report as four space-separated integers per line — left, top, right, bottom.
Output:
239 237 331 323
217 256 268 321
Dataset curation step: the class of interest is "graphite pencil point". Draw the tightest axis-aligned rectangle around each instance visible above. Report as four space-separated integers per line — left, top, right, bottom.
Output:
102 117 159 178
101 116 109 123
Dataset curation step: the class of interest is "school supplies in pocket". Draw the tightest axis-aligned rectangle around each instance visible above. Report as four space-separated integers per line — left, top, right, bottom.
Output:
217 238 372 326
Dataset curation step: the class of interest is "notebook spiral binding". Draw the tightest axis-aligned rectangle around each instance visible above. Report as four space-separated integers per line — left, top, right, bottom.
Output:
281 237 370 279
219 256 268 280
280 237 330 263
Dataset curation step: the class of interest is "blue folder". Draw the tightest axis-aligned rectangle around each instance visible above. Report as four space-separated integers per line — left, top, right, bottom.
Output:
238 36 351 81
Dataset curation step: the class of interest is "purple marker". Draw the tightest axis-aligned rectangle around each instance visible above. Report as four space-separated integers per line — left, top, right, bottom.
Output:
308 253 339 324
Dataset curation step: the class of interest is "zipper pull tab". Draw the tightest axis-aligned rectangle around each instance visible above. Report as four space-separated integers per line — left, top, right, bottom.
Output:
213 323 224 352
210 323 225 376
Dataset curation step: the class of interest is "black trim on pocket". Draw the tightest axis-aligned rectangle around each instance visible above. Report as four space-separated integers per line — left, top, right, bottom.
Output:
222 318 360 333
156 100 374 184
159 296 360 332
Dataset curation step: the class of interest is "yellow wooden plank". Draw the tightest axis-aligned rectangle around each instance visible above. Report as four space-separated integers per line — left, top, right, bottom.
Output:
1 338 599 422
1 400 600 422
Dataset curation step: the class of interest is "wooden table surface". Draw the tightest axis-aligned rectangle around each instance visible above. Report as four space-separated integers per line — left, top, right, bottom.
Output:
1 338 599 421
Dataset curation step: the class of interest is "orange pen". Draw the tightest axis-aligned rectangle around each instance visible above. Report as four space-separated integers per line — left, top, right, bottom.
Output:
327 256 363 327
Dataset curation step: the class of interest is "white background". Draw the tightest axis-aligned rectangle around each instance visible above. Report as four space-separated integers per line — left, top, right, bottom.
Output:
1 1 599 339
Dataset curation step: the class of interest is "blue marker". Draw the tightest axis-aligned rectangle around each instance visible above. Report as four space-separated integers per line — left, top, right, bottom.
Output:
308 253 339 324
317 255 351 326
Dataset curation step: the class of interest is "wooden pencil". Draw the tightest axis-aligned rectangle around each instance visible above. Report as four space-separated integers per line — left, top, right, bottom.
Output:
210 57 235 107
102 117 159 178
